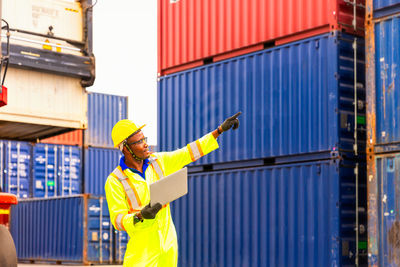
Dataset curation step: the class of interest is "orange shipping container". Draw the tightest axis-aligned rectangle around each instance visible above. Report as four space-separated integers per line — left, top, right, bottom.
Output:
40 130 83 146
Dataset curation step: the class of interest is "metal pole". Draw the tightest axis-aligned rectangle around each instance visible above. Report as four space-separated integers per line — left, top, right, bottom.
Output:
352 0 359 265
7 142 10 194
16 143 20 197
62 146 65 196
45 145 48 198
69 147 72 195
99 197 103 264
54 146 58 196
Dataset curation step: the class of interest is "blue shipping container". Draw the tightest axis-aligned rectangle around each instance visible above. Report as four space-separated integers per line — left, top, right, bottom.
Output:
171 159 367 266
372 16 400 149
32 144 82 197
58 145 81 196
2 141 31 198
114 230 129 264
84 147 121 195
158 32 365 166
373 0 400 17
32 144 58 197
86 92 128 148
368 153 400 266
10 195 113 264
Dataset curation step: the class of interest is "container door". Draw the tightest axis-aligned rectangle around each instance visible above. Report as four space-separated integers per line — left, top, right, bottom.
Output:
377 155 400 266
33 144 58 197
58 145 81 196
4 141 31 198
87 197 112 264
114 229 129 264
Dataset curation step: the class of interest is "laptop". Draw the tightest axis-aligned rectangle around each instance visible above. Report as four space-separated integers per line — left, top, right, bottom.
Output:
150 167 188 206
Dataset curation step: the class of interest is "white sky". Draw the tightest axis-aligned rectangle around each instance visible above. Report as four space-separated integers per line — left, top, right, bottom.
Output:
89 1 158 145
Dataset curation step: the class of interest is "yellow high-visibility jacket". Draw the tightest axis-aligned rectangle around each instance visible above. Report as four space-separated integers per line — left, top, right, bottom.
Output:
105 132 219 267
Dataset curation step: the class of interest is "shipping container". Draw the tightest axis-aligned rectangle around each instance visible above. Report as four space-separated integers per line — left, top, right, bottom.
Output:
85 92 128 148
0 67 88 141
367 153 400 266
84 147 121 195
158 0 365 76
3 0 83 42
10 195 113 265
1 0 95 81
366 15 400 154
114 230 129 264
39 130 83 146
58 145 81 196
372 0 400 17
32 144 82 197
32 144 58 198
1 141 31 199
171 159 367 266
158 32 365 166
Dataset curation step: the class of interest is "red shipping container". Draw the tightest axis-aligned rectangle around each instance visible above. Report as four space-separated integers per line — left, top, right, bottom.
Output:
158 0 365 76
40 130 83 146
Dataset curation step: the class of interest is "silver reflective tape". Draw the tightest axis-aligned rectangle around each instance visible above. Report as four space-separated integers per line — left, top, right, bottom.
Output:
115 213 125 231
149 158 164 179
189 142 201 161
113 168 126 181
120 180 139 210
113 167 139 210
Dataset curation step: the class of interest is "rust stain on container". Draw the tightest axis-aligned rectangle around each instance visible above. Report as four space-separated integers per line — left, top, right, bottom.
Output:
83 194 88 265
366 2 378 265
388 220 400 265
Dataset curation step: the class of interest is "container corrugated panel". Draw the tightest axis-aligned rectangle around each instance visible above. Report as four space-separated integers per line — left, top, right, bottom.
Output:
32 144 82 197
32 144 58 198
0 67 88 141
2 141 31 198
10 195 113 264
373 17 400 149
2 0 84 56
84 147 121 195
85 92 128 148
114 230 129 264
40 130 83 146
369 153 400 266
158 32 366 165
158 0 365 76
2 0 83 41
58 145 81 196
373 0 400 16
171 159 367 266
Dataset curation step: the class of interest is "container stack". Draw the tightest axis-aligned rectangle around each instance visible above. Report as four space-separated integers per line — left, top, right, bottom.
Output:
82 92 130 264
365 0 400 266
10 195 113 265
0 0 93 140
8 92 129 265
0 0 130 264
158 0 368 266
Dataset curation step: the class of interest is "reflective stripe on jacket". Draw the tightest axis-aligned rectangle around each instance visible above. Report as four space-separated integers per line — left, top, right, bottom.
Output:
105 132 219 267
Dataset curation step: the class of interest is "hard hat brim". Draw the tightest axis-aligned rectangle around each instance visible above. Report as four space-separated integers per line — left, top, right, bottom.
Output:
114 124 146 148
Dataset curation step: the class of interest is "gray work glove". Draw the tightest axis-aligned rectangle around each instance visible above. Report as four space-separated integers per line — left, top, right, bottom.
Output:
140 203 162 219
219 111 242 132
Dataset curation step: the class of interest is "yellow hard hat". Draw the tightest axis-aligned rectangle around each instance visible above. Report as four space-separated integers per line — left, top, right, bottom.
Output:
111 119 146 147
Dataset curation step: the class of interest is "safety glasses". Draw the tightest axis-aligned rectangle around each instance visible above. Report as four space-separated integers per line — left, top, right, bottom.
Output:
127 137 148 146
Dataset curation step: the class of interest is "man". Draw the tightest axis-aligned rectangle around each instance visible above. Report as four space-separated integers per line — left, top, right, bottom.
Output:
105 112 241 267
